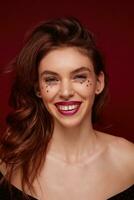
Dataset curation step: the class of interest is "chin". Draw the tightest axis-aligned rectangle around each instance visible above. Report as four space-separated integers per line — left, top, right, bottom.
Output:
54 115 86 129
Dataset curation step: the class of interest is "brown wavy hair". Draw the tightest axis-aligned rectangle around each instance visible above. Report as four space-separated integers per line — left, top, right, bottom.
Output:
0 17 108 196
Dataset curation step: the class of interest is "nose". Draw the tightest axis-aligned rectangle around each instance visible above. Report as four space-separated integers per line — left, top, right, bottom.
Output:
59 79 74 100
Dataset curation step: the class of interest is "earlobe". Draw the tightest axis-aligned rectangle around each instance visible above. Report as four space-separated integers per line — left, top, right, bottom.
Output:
95 71 105 95
95 88 101 94
36 91 42 98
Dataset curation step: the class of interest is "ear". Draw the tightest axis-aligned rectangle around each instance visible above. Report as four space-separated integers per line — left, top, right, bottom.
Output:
95 71 105 95
34 83 42 98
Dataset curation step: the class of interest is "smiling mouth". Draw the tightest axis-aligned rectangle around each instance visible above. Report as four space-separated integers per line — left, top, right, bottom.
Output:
57 104 79 111
55 102 82 116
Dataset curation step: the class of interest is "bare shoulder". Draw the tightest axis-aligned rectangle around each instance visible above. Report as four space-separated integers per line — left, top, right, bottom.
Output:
96 131 134 178
96 131 134 151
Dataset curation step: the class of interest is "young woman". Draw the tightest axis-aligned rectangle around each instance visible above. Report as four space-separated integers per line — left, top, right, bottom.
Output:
0 17 134 200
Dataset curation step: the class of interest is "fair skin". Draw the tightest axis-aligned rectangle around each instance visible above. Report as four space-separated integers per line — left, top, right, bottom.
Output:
1 47 134 200
37 47 104 163
33 47 134 199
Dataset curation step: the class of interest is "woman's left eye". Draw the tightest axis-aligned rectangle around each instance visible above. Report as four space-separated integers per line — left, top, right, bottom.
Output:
74 75 87 81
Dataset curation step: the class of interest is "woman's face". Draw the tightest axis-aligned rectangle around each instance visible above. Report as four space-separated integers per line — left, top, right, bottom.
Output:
37 47 104 128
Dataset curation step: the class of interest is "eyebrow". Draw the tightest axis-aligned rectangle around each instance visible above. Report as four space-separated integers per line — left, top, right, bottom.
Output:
40 66 91 77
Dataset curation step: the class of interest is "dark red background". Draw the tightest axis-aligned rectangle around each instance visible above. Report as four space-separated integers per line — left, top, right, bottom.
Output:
0 1 134 141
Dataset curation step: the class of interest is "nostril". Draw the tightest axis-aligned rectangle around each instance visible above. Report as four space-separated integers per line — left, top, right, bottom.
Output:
59 87 75 98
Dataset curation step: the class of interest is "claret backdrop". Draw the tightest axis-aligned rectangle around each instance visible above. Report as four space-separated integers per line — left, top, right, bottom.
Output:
0 0 134 141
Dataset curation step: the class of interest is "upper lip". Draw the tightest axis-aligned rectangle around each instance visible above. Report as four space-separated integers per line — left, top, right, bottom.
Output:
55 101 82 106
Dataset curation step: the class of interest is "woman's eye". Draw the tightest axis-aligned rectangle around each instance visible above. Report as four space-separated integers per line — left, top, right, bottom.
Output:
74 75 87 81
44 77 59 84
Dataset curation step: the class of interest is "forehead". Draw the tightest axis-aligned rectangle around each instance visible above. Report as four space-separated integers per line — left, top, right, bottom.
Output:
38 47 94 75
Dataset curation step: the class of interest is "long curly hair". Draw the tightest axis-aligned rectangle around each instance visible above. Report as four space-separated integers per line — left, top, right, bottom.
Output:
0 17 108 195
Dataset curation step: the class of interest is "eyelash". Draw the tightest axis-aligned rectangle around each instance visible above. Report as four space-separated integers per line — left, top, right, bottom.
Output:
43 77 59 85
45 77 58 82
74 75 87 81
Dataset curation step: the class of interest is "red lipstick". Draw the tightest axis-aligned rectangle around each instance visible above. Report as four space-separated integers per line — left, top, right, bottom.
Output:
55 101 82 116
55 101 82 106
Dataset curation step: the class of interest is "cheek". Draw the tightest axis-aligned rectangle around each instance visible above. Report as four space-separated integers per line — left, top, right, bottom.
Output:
75 79 96 98
40 84 59 102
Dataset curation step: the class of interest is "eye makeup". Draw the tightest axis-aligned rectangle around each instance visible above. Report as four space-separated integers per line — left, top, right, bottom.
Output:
72 73 89 84
42 76 59 86
88 79 92 84
41 71 93 91
74 74 87 80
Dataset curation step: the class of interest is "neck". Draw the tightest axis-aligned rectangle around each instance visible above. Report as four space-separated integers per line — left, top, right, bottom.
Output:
47 120 98 163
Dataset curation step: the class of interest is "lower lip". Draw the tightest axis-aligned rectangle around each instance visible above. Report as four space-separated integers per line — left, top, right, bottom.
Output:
56 105 81 116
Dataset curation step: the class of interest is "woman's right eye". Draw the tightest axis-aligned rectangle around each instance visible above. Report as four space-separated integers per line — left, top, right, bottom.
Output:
44 77 59 84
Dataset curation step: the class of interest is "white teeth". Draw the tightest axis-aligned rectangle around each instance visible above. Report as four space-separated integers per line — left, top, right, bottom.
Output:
58 105 78 111
69 105 72 110
64 106 68 110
